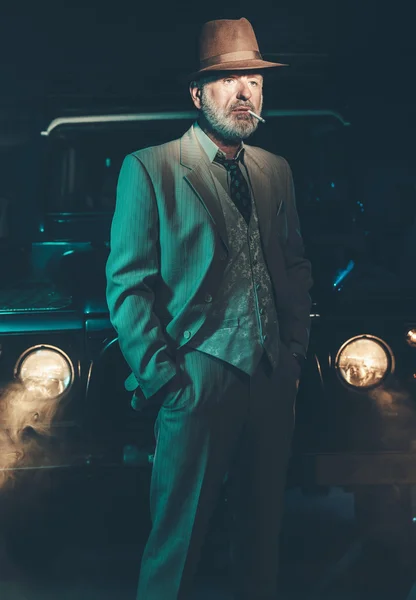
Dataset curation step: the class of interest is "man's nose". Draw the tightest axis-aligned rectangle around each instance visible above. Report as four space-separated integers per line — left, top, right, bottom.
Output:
236 81 252 101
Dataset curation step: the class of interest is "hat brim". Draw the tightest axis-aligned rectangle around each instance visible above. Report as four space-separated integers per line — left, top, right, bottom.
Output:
188 59 288 82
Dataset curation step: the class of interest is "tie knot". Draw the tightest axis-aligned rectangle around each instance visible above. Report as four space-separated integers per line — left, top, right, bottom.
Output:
214 151 242 171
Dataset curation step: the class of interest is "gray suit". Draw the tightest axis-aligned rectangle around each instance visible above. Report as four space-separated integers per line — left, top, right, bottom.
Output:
106 124 312 599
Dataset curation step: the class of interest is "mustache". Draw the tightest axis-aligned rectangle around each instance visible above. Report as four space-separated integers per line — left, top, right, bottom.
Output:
228 102 255 112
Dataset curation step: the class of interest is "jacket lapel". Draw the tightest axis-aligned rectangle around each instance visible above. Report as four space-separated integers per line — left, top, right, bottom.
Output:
180 127 229 251
244 146 273 248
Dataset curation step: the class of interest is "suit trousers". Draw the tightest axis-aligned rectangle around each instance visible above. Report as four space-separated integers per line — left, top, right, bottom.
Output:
136 343 299 600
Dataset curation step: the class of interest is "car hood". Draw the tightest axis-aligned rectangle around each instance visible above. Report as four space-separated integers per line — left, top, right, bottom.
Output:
0 280 73 312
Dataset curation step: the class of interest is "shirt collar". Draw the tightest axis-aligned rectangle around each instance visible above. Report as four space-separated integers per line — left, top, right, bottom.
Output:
193 121 245 164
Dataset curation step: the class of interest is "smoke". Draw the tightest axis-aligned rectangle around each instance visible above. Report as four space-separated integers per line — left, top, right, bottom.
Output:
0 380 63 488
368 385 409 413
368 383 416 449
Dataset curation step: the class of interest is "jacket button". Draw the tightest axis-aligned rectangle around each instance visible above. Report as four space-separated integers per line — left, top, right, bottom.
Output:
183 330 191 339
204 294 213 303
220 252 227 261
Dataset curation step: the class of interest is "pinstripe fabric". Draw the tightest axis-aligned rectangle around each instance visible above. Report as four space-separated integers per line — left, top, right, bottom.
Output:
105 124 312 400
136 344 299 600
188 165 280 374
105 122 312 600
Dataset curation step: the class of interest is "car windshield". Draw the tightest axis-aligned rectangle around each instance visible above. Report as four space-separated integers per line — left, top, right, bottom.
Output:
44 113 355 240
39 112 365 292
44 119 193 215
29 111 416 295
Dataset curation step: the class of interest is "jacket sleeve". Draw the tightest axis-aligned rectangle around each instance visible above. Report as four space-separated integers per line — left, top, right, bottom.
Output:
105 153 177 399
281 158 313 357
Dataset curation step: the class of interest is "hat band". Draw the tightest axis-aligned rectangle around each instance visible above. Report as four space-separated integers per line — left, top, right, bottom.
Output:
199 50 262 69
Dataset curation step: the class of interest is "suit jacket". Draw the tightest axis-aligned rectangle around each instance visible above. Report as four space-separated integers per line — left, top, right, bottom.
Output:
105 124 313 400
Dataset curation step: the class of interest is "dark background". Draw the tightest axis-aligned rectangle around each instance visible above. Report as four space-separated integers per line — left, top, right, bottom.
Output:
0 5 416 598
0 0 415 268
1 1 415 133
0 0 413 276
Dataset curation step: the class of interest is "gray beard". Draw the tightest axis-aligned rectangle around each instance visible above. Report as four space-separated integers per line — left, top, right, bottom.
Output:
200 89 262 143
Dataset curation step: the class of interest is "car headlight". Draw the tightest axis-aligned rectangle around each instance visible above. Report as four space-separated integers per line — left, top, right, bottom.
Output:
15 345 74 398
406 329 416 348
335 335 394 389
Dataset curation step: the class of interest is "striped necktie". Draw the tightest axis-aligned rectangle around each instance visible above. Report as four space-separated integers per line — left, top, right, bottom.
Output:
214 151 252 225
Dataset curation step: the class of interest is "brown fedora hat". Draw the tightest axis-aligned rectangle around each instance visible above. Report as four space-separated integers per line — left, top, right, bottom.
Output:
189 17 287 80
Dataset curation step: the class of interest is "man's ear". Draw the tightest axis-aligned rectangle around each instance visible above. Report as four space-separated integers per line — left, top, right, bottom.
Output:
189 84 202 109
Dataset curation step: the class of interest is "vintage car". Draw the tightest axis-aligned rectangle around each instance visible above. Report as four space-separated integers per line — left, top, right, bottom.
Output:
1 107 416 552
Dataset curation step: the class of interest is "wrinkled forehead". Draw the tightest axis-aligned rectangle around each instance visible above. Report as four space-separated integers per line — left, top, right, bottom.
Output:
206 70 264 83
192 70 264 89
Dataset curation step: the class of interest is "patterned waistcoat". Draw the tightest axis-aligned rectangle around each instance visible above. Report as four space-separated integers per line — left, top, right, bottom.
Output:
187 169 281 376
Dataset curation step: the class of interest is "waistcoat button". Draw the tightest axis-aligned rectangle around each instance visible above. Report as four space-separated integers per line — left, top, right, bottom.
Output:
183 330 191 339
204 294 213 303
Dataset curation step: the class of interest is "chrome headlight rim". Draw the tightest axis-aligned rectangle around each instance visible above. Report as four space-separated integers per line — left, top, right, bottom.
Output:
14 344 75 398
335 334 395 391
406 328 416 348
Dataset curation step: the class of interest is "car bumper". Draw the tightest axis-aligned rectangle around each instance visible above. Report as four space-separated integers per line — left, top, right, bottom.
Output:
288 451 416 486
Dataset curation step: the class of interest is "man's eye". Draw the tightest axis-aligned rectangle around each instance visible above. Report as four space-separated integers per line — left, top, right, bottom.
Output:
224 78 234 84
250 81 259 86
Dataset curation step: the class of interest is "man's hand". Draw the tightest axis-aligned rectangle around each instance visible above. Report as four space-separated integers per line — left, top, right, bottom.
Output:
131 373 182 412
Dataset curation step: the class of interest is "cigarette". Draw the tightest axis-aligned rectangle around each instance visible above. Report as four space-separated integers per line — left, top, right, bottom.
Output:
248 110 266 124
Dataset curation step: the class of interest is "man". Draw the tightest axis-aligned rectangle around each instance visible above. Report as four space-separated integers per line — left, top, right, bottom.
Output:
106 17 312 600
